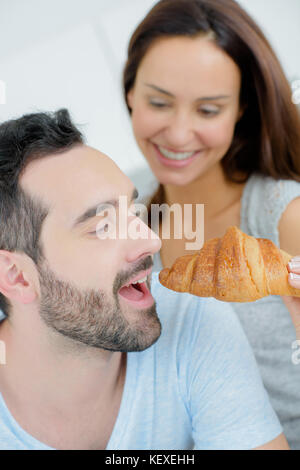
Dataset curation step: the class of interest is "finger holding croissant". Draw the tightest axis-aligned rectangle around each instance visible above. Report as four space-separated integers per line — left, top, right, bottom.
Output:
159 226 300 336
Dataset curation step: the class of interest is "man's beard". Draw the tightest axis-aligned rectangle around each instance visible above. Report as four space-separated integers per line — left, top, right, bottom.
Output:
37 258 161 353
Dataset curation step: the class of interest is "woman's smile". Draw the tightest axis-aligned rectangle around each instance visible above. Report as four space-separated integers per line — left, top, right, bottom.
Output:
152 142 205 169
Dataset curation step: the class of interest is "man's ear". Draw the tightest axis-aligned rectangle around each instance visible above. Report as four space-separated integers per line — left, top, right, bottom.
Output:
0 250 37 305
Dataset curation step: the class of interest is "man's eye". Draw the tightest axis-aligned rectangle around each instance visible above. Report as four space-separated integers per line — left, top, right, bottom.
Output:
129 205 141 217
89 223 109 235
98 223 110 232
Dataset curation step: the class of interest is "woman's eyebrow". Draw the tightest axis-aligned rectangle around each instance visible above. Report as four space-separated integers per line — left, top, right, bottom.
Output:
144 83 174 97
144 83 231 101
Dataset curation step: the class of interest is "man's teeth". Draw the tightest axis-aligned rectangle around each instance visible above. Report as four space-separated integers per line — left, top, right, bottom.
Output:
125 276 148 287
134 276 147 284
158 146 196 160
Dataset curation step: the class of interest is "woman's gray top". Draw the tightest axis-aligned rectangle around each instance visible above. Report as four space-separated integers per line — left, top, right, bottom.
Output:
150 173 300 449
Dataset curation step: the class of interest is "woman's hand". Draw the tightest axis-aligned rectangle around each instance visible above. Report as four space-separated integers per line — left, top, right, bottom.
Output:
282 257 300 339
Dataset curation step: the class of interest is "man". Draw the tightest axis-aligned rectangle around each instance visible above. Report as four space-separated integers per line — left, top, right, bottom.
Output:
0 109 288 450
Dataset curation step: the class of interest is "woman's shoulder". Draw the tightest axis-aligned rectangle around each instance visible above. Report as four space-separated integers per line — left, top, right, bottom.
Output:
244 173 300 213
278 196 300 255
241 173 300 247
243 173 300 201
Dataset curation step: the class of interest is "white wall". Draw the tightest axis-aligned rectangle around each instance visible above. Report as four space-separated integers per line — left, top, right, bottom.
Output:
0 0 299 181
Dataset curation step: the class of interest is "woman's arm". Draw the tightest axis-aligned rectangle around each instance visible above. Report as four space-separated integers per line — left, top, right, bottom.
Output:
279 197 300 256
254 433 289 450
279 197 300 338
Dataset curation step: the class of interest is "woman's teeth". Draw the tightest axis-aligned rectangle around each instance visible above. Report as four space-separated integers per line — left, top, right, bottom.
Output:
158 146 196 160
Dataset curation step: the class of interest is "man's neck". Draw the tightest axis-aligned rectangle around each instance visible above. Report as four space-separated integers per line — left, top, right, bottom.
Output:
0 313 126 449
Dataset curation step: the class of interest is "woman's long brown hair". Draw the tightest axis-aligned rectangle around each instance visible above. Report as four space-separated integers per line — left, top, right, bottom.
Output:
123 0 300 216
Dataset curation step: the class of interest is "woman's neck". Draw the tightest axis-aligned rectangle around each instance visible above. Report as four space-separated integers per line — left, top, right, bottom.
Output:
163 163 246 220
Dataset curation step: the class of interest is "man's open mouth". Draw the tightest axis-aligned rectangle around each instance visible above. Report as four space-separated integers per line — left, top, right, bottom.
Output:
118 270 154 308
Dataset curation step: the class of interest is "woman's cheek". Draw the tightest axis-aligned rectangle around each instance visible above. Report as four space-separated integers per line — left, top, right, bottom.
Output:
131 105 149 136
202 117 237 148
132 104 167 140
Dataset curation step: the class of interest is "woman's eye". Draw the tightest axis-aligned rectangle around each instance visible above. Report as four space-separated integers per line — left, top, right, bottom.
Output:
149 100 169 108
198 107 219 116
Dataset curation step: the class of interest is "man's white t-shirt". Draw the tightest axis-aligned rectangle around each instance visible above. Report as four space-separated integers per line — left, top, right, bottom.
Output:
0 272 282 450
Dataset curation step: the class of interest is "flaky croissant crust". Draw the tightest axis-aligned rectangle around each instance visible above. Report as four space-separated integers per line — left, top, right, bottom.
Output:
159 226 300 302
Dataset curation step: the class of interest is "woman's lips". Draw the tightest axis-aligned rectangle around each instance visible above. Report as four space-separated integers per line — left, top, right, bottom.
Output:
152 143 203 168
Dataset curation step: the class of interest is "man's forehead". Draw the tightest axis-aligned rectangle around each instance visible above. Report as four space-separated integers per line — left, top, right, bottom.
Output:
20 145 133 217
21 145 126 193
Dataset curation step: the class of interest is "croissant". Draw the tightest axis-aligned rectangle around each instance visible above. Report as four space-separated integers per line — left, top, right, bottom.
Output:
159 226 300 302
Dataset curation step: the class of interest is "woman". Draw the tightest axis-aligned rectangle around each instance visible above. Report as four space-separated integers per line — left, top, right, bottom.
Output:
123 0 300 448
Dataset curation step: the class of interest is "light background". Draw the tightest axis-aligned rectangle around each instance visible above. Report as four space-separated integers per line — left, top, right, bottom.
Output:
0 0 299 196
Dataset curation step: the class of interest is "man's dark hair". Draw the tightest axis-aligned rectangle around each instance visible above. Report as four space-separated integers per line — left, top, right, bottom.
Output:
0 109 84 316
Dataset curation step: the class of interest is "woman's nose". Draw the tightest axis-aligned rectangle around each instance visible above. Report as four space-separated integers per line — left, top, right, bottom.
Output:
164 112 195 148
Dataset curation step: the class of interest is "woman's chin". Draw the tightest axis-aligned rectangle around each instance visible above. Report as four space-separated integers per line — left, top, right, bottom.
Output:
147 162 205 187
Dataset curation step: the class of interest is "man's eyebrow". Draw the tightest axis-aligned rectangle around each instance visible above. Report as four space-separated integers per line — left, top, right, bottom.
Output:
144 83 230 101
72 187 139 228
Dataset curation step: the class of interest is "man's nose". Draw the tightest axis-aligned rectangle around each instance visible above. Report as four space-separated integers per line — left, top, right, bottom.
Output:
125 217 162 265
